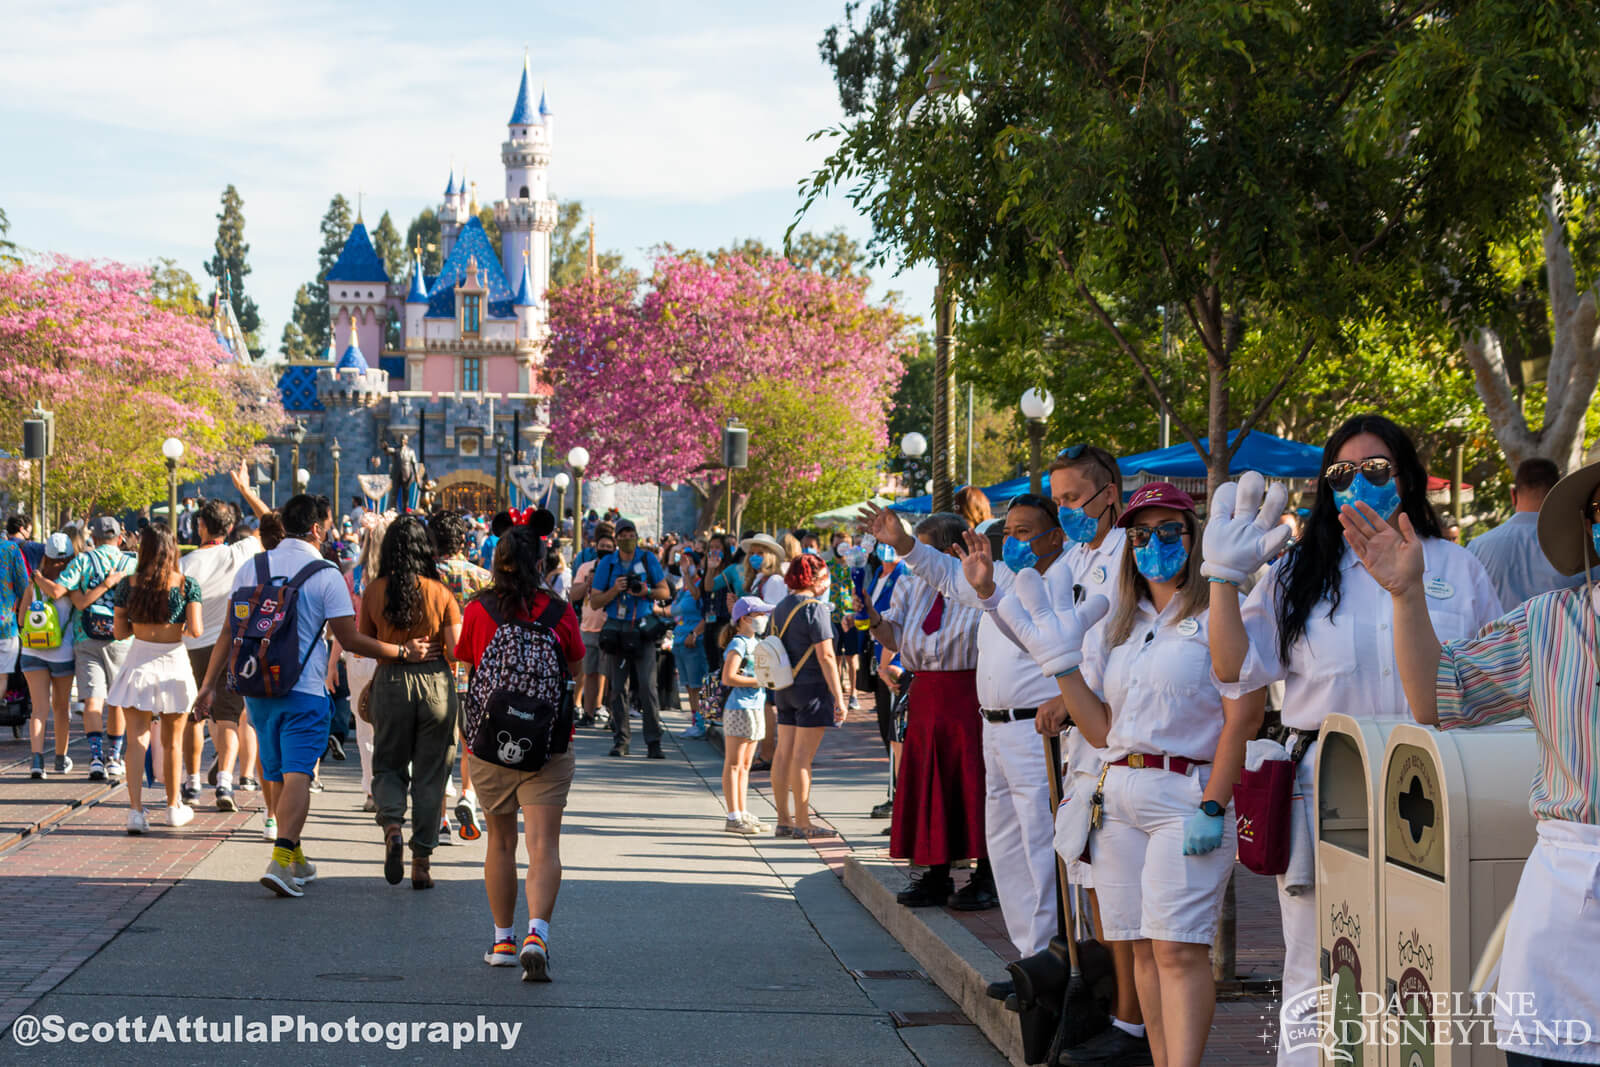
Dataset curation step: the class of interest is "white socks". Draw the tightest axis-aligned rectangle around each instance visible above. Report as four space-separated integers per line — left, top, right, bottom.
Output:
529 918 549 943
1111 1018 1146 1039
217 771 234 790
494 926 514 942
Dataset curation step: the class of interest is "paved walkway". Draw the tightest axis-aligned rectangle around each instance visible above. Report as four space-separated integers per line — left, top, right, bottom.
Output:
0 719 1004 1065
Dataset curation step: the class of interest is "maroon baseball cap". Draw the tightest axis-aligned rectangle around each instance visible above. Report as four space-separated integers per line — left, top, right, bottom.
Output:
1117 481 1197 527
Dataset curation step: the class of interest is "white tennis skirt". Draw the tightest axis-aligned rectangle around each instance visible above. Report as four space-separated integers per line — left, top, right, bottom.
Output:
106 638 197 717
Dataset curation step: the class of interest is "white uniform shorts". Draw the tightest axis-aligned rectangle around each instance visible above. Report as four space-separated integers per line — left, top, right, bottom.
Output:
1089 763 1235 944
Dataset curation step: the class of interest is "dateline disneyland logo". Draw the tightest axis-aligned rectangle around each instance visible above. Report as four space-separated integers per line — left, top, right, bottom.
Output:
1278 985 1594 1062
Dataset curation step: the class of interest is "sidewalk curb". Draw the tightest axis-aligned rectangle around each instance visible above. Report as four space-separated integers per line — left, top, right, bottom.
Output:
842 854 1028 1067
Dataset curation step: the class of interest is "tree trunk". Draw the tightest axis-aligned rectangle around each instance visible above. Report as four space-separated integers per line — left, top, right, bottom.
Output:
691 474 749 534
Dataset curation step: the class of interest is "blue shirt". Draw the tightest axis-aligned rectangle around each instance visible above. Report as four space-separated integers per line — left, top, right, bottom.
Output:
593 549 666 622
1466 512 1585 614
0 541 29 642
670 588 704 643
722 635 766 712
57 544 135 643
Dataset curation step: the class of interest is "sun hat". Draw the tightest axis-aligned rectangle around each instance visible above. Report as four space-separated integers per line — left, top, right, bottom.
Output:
739 533 787 561
1536 460 1600 575
730 595 775 623
1116 481 1197 528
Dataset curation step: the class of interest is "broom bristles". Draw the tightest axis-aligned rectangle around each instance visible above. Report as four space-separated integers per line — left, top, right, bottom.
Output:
1047 968 1110 1063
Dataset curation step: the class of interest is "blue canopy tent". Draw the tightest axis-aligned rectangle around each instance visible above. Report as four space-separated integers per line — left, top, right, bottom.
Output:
890 431 1322 514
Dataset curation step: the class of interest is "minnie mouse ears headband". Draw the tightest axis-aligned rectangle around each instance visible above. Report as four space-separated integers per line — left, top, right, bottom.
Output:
508 507 557 539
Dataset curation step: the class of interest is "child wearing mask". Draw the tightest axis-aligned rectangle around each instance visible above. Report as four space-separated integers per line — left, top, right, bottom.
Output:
719 596 773 834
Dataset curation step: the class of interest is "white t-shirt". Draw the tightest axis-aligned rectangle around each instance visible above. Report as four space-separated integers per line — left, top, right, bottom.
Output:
22 578 75 664
758 573 787 606
228 537 353 698
181 540 259 650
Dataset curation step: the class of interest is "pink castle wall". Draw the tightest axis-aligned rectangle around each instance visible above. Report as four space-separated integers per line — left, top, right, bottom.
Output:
485 357 520 394
421 355 455 394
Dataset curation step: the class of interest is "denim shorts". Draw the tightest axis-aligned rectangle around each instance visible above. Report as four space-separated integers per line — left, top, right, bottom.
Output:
20 652 75 678
672 640 710 689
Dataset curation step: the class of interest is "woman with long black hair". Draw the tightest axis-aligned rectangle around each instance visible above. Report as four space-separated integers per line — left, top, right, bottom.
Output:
359 515 462 890
1202 414 1500 1067
454 525 585 982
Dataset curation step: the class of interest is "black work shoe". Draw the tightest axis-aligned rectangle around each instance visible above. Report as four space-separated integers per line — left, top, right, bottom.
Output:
870 798 894 818
1060 1024 1153 1066
608 743 629 757
646 742 665 760
985 978 1014 1001
949 876 1000 912
896 873 953 908
326 735 346 761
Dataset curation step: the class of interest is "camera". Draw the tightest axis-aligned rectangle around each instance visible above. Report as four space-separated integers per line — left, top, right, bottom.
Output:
628 576 646 595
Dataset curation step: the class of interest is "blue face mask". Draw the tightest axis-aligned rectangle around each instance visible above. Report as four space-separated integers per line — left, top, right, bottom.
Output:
1332 471 1401 521
748 552 765 569
1002 530 1055 572
1057 486 1108 544
802 546 818 556
1134 538 1189 583
1591 522 1600 563
874 544 896 562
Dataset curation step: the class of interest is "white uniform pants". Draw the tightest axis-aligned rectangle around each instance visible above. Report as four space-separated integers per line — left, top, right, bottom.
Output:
1276 747 1318 1067
345 654 377 797
983 717 1058 957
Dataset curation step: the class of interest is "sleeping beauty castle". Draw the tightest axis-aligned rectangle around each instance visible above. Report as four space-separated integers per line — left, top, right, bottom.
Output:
230 55 565 515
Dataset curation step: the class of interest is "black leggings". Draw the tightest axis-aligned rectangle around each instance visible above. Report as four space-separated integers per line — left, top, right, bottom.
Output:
873 676 894 754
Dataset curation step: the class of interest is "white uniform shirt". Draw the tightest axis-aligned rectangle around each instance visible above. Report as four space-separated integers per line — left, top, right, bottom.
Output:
1064 529 1127 612
903 540 1059 709
1218 537 1500 729
1083 599 1223 763
880 568 982 673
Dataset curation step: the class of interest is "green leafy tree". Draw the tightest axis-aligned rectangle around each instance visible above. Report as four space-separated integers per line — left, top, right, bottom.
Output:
279 284 315 361
808 0 1600 495
371 210 406 284
477 206 502 263
786 228 866 278
405 209 442 276
290 195 352 358
203 184 262 355
147 258 206 319
550 201 623 287
0 206 17 265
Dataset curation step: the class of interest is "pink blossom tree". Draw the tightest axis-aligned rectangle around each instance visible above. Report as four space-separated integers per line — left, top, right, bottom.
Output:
544 251 912 529
0 257 283 519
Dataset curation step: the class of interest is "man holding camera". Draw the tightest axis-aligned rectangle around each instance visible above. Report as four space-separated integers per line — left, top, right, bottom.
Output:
588 519 671 758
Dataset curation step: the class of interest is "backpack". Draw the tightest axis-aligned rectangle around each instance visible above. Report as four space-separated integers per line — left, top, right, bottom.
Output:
752 597 817 691
80 550 121 641
224 554 337 699
462 596 574 771
20 578 64 650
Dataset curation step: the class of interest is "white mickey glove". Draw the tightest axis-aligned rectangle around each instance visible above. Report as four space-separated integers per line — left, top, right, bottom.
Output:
997 566 1110 678
1202 471 1292 585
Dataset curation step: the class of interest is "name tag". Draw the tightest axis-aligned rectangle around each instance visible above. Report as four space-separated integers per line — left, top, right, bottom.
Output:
1091 565 1107 585
1176 618 1200 637
1424 577 1454 600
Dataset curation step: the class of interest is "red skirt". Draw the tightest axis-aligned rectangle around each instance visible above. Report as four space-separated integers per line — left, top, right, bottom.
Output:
890 669 987 867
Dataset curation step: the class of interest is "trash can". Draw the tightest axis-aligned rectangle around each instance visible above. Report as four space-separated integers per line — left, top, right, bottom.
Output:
1380 723 1539 1067
1316 715 1399 1067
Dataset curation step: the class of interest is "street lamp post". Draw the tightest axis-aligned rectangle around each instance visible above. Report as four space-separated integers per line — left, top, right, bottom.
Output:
296 468 310 492
284 421 306 500
330 438 342 517
493 432 507 509
161 437 184 531
1020 388 1055 495
553 471 570 527
900 431 928 501
567 446 590 556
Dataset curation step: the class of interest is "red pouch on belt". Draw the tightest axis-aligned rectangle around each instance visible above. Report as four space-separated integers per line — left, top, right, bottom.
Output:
1234 757 1294 876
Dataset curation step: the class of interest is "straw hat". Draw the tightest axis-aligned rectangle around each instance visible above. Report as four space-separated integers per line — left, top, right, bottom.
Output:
1536 459 1600 575
739 533 788 561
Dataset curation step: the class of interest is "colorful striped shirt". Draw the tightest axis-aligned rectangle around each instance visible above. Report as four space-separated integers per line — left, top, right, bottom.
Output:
1435 586 1600 824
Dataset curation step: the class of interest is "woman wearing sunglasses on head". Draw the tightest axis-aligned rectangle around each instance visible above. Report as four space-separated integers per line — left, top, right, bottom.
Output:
1201 414 1499 1067
999 482 1265 1067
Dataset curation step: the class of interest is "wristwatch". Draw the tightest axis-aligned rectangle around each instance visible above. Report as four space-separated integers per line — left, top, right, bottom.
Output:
1199 800 1224 818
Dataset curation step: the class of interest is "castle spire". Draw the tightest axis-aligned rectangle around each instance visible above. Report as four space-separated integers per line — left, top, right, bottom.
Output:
509 49 538 126
514 247 535 307
587 218 598 278
407 244 428 304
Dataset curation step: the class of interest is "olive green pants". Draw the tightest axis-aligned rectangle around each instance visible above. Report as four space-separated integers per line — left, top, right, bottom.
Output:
370 661 457 856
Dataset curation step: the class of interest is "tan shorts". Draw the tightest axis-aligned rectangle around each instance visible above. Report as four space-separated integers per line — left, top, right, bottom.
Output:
467 749 576 813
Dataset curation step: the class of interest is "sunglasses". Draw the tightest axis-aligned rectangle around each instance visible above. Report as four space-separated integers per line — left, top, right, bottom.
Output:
1126 520 1187 548
1585 501 1600 524
1323 457 1395 492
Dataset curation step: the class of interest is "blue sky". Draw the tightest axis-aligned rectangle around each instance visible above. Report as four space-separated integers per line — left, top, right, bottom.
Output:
0 0 936 349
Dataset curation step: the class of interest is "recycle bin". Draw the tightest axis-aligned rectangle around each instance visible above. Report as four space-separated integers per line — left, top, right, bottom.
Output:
1380 722 1539 1067
1316 715 1398 1067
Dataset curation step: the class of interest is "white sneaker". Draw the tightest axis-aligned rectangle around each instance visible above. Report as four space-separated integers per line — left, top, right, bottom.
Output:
848 696 861 711
445 776 459 798
126 809 149 835
260 857 304 898
262 815 278 841
167 804 194 828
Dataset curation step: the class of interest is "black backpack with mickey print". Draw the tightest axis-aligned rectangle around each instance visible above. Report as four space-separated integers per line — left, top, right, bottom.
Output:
462 595 573 771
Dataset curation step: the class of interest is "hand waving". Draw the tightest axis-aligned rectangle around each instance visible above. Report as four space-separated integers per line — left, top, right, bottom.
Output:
1339 501 1424 596
996 566 1109 678
859 502 913 555
958 529 995 596
1202 471 1292 584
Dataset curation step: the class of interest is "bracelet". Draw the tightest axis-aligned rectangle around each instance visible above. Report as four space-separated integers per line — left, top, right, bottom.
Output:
1207 576 1240 588
1054 665 1079 679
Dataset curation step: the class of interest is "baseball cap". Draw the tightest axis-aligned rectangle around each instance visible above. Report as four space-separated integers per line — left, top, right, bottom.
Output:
730 595 774 623
615 518 638 534
44 532 75 559
1116 482 1197 527
90 516 121 539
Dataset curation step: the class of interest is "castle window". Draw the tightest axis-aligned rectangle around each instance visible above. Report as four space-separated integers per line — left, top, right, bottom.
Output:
462 356 481 393
519 186 529 198
461 294 480 338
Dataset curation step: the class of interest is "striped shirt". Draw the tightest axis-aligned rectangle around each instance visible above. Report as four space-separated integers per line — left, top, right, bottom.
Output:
1436 585 1600 824
880 568 982 673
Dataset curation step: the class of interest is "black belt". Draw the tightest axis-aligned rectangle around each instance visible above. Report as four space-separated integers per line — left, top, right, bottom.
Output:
982 707 1037 724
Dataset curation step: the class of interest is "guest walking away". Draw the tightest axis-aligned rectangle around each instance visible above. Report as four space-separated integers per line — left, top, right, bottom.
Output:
1203 414 1499 1067
769 554 849 839
331 518 387 811
359 515 463 891
432 509 492 843
671 549 710 739
106 523 204 832
21 534 78 779
868 513 992 909
54 516 136 781
719 596 773 834
455 525 585 982
1344 458 1600 1067
1000 483 1263 1067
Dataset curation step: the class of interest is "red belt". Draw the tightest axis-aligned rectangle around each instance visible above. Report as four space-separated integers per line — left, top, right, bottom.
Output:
1109 754 1209 774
